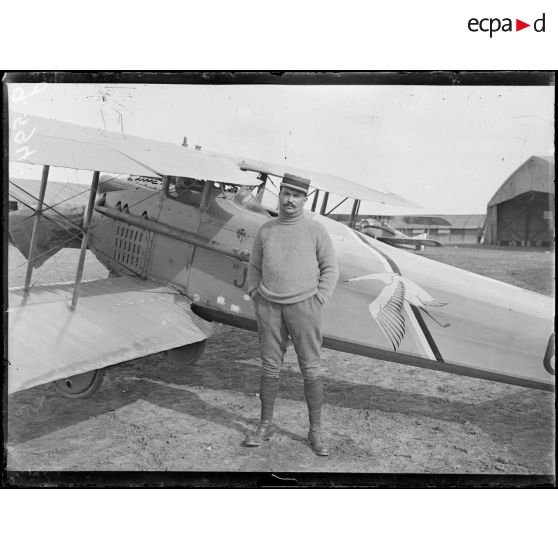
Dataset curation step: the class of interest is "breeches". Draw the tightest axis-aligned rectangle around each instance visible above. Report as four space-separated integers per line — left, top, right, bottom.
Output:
255 295 324 381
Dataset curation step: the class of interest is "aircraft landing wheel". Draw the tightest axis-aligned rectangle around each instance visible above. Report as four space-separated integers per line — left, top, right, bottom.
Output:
163 340 207 365
53 370 105 399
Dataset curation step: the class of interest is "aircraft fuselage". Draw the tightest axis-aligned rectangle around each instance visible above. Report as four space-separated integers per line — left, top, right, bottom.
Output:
89 182 555 392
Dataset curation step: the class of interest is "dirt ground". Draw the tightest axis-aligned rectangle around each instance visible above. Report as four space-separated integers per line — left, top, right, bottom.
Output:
6 245 555 478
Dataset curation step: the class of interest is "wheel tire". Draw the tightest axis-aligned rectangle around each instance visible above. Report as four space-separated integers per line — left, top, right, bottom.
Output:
162 340 207 365
53 369 105 399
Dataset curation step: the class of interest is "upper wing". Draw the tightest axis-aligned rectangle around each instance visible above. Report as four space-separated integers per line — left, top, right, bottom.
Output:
8 277 213 394
224 155 421 208
9 112 261 186
9 115 159 176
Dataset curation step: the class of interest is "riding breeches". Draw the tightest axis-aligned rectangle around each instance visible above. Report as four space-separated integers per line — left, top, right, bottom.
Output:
254 295 324 381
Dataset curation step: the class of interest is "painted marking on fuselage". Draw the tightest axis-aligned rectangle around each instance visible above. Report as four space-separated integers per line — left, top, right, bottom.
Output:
408 304 440 361
348 229 445 362
217 296 226 306
236 228 249 243
234 267 247 288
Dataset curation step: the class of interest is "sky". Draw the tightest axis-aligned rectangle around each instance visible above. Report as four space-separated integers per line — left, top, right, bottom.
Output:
8 81 555 215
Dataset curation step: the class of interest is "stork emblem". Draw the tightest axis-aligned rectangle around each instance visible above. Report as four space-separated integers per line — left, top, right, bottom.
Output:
347 273 449 351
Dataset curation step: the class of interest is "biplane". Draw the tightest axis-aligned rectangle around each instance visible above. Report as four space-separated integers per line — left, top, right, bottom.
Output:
7 111 555 400
356 218 444 250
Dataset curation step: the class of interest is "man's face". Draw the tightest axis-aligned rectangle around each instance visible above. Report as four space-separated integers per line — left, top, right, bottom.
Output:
279 186 307 216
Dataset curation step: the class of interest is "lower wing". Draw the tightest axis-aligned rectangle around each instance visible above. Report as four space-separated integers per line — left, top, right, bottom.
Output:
8 277 213 394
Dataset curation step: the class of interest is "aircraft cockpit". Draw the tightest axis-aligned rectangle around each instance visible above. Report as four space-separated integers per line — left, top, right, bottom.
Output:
160 173 280 219
228 186 279 218
168 177 204 206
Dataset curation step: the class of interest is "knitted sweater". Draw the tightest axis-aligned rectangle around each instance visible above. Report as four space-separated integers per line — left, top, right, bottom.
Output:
247 213 339 305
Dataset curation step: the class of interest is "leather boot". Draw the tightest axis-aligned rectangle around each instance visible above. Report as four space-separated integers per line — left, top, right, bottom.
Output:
244 421 273 447
308 428 329 456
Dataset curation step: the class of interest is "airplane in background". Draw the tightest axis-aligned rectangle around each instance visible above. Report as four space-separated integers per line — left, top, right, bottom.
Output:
356 218 444 250
6 111 555 400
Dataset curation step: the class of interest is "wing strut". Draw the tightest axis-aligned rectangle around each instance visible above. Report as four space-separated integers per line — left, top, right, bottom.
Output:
160 175 171 200
319 191 329 215
255 173 267 202
310 189 320 212
348 199 361 228
70 171 100 311
325 196 349 216
23 165 50 294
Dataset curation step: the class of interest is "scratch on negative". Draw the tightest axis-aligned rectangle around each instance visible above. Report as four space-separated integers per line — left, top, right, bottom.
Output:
15 395 45 417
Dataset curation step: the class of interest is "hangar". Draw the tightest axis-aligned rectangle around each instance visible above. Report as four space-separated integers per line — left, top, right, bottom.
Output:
484 156 554 247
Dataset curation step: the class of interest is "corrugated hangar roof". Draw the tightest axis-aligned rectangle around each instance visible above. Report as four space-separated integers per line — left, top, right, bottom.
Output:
488 155 555 207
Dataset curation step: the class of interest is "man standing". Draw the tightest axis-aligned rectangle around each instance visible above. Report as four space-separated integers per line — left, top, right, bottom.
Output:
245 173 339 456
